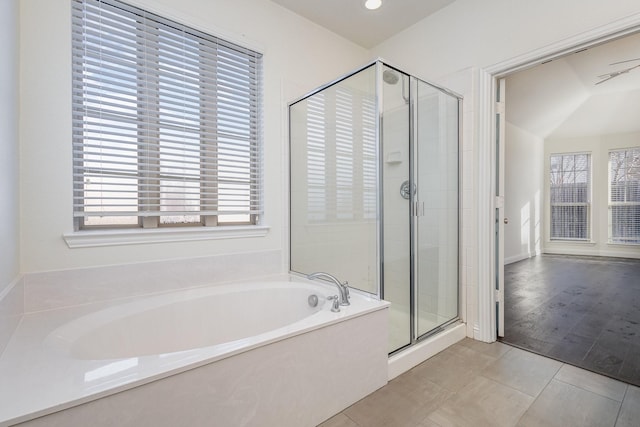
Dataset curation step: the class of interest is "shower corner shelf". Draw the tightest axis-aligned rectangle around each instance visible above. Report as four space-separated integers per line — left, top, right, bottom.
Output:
385 151 403 164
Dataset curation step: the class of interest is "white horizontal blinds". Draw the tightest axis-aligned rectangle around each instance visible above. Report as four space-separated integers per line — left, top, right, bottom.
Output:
71 0 262 229
609 147 640 244
215 42 262 224
549 153 591 240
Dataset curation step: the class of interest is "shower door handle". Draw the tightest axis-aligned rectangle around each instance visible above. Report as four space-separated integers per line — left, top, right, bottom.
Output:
413 201 425 217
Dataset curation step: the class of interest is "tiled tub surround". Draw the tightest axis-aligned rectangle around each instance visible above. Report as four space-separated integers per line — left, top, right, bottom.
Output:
0 276 389 426
0 276 23 357
22 250 283 313
0 250 282 362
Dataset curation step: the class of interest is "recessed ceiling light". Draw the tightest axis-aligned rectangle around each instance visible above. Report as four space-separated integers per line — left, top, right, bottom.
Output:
364 0 382 10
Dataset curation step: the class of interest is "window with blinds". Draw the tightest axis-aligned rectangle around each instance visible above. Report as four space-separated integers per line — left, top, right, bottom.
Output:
549 153 591 240
71 0 262 230
609 147 640 244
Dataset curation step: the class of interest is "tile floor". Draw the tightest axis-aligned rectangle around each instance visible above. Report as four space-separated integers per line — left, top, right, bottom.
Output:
319 338 640 427
503 255 640 386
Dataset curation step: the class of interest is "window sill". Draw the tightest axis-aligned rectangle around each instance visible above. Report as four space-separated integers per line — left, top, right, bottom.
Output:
546 239 596 245
607 241 640 247
63 225 270 248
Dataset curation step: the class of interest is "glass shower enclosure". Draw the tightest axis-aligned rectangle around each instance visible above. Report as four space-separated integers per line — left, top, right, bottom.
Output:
289 61 460 354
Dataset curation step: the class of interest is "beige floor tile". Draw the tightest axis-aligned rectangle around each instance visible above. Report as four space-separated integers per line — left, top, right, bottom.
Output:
409 343 497 392
415 418 443 427
518 379 620 427
482 347 562 397
327 341 634 427
427 376 534 427
317 413 359 427
616 385 640 427
555 364 627 402
457 338 511 359
343 375 452 427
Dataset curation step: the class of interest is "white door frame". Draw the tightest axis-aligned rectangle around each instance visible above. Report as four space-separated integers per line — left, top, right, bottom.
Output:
475 12 640 343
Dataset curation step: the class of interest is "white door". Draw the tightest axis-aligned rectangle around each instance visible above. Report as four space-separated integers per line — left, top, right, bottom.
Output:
495 78 506 338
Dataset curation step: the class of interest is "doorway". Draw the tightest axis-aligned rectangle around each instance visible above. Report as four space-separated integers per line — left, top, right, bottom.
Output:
492 30 640 385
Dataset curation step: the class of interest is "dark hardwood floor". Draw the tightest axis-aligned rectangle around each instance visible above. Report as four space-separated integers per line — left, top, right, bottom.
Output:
502 254 640 386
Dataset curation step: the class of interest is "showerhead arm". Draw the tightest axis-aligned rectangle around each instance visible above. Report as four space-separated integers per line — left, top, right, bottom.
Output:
382 69 409 104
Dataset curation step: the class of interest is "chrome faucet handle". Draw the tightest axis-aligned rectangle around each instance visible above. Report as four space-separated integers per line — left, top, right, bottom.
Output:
343 281 350 297
340 281 350 305
327 295 340 312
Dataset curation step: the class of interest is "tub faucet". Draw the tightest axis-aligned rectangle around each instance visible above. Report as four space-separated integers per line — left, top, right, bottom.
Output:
307 272 350 306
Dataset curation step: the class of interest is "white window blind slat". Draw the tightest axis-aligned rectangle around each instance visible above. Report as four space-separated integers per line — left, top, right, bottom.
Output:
72 0 262 228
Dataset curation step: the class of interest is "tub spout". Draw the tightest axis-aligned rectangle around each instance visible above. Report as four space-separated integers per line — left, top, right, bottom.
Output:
307 272 350 306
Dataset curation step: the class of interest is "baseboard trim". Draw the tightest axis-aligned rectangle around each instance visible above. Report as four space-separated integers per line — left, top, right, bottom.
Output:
504 252 538 265
543 248 640 260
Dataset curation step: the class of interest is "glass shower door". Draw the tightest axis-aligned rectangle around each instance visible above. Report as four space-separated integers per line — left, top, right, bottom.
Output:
414 79 459 338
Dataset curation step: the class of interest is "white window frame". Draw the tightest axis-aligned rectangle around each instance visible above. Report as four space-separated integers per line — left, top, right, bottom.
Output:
608 147 640 245
549 152 591 241
71 0 263 234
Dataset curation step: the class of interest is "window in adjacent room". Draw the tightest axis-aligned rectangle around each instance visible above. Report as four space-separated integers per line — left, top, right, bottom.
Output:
71 0 263 230
609 147 640 244
549 153 591 240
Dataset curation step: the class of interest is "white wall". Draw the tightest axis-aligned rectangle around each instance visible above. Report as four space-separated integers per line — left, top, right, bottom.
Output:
0 0 20 292
544 132 640 259
19 0 369 273
504 122 544 264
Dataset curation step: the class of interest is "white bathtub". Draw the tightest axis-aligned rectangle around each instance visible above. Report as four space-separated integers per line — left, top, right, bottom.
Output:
0 278 389 427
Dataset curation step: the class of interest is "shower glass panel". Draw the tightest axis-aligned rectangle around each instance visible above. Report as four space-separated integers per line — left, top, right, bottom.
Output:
289 64 378 295
381 65 412 352
414 79 459 338
289 60 460 356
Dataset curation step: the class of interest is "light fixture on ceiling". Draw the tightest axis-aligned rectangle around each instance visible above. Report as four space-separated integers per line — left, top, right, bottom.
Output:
596 58 640 85
364 0 382 10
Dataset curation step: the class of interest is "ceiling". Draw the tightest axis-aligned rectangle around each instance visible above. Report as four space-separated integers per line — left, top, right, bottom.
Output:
270 0 456 48
506 32 640 140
